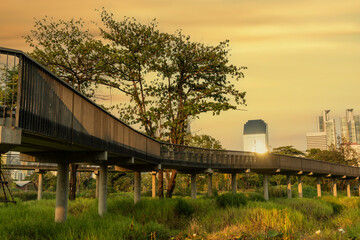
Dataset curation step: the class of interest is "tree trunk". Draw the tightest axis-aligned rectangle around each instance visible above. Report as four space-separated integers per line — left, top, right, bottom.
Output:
69 164 78 200
157 169 164 199
166 169 177 198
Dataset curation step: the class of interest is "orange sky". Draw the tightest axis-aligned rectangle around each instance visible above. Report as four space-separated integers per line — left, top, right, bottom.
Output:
1 0 360 151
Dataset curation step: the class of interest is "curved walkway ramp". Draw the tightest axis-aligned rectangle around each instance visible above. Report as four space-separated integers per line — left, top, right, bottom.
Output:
1 47 359 222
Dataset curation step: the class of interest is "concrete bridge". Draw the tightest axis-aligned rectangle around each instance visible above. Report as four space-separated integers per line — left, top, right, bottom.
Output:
1 47 359 222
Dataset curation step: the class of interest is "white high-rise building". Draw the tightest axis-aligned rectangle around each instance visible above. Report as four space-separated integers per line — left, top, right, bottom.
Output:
306 110 337 150
306 132 327 150
243 119 269 153
341 109 360 144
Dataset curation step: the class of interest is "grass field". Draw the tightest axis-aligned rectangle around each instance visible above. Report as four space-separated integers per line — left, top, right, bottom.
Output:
1 186 360 239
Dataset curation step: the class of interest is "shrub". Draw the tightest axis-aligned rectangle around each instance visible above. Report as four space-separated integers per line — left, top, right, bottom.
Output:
244 192 265 202
280 198 333 220
174 199 194 217
216 193 247 208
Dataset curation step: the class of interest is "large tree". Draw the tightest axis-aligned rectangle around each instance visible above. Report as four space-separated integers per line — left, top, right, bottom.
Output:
99 10 247 197
24 17 108 200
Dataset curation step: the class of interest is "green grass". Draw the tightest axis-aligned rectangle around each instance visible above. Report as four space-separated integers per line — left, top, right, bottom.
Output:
1 187 360 239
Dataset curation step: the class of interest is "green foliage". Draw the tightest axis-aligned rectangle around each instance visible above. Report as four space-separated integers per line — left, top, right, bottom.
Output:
174 198 194 217
0 66 18 107
307 140 359 166
99 9 246 144
272 146 305 156
24 17 108 98
185 134 224 150
244 192 266 202
216 193 247 208
26 172 57 192
2 194 360 239
11 191 55 201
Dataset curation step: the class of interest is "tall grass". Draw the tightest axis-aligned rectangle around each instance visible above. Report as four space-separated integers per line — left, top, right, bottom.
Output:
1 190 360 239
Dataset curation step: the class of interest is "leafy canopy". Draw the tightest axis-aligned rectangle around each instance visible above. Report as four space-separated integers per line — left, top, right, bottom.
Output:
99 10 247 144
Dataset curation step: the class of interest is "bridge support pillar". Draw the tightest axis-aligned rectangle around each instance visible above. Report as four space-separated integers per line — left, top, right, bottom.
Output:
346 180 351 198
316 177 321 197
332 179 337 197
151 171 156 198
298 176 303 198
207 173 213 197
263 174 269 201
55 163 69 223
94 171 99 199
98 165 108 217
231 173 237 194
37 172 43 200
134 171 141 203
191 173 197 199
287 175 291 199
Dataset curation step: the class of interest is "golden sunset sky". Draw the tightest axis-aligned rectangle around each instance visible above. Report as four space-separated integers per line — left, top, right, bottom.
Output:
1 0 360 151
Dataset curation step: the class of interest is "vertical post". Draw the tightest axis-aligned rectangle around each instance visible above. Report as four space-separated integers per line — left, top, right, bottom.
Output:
231 173 237 194
346 180 351 198
287 175 291 199
263 174 269 201
191 173 197 199
37 172 43 200
134 171 141 203
55 163 69 223
316 177 321 197
98 165 108 217
298 175 303 198
358 180 360 197
151 171 156 198
158 169 163 199
207 173 213 197
95 171 99 199
332 179 337 197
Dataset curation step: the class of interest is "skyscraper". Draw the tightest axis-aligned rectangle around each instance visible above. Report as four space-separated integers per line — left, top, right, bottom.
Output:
243 119 269 153
341 109 360 144
306 110 337 150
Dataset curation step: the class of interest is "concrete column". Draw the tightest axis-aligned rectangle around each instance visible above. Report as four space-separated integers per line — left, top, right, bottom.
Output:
287 175 291 199
134 171 141 203
98 165 108 217
298 176 303 198
151 171 156 198
207 173 213 197
332 179 337 197
346 180 351 198
231 173 237 194
37 172 43 200
191 173 197 199
55 163 69 223
263 174 269 201
95 171 99 199
316 177 321 197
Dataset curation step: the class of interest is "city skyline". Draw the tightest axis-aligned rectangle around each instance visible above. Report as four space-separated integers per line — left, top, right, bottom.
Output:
1 0 359 151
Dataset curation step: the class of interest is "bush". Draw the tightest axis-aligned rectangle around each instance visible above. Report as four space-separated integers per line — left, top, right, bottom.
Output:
244 192 265 202
174 199 194 217
216 193 247 208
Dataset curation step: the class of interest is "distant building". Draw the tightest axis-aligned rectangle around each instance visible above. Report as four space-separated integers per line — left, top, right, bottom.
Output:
340 109 360 144
243 119 269 153
306 132 327 150
306 110 337 150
